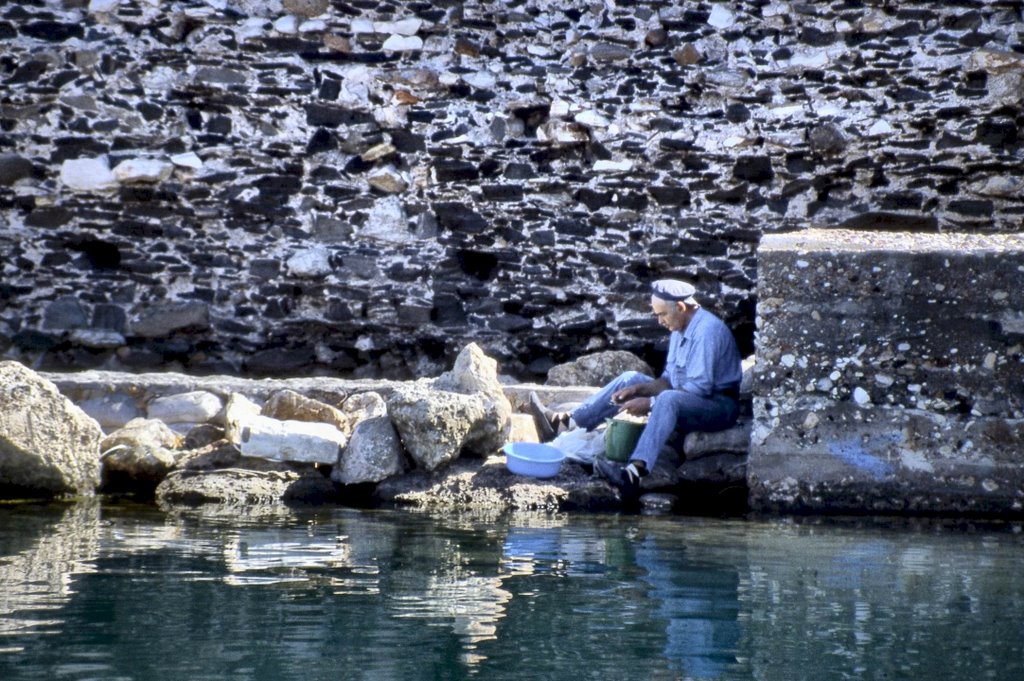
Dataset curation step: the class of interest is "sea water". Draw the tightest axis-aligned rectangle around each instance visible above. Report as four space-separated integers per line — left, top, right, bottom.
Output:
1 501 1023 681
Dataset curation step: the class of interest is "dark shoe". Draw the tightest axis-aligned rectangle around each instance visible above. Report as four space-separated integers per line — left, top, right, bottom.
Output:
528 391 569 443
595 457 645 499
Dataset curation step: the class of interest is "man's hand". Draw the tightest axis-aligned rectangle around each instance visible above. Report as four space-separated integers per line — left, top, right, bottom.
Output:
618 397 652 417
611 385 641 405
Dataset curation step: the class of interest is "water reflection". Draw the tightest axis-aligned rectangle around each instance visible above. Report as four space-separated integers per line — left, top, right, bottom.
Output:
1 505 1023 681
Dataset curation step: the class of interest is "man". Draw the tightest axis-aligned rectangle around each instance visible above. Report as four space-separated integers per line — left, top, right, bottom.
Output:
530 279 742 497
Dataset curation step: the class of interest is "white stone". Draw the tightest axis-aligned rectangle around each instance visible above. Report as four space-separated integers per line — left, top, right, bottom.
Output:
781 354 796 368
60 157 117 191
707 5 736 29
351 18 374 33
112 158 174 184
70 329 125 349
867 119 894 137
527 44 552 57
274 15 298 33
171 152 203 169
147 391 224 424
463 71 497 89
361 196 409 242
237 17 269 40
89 0 121 12
875 374 894 387
593 159 633 172
238 414 347 465
574 110 610 127
382 35 423 51
549 99 571 117
853 387 871 405
375 19 423 36
899 449 934 473
789 51 829 69
286 246 332 277
299 19 326 32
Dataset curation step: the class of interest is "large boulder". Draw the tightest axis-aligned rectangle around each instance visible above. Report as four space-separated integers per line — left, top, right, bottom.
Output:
386 383 486 472
332 416 406 485
432 342 513 456
0 361 103 497
155 466 337 508
100 418 181 491
546 351 654 387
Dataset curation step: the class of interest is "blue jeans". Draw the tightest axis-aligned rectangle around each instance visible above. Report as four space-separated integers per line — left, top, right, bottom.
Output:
571 371 739 471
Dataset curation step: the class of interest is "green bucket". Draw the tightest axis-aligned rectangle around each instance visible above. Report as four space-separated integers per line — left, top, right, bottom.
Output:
603 418 646 462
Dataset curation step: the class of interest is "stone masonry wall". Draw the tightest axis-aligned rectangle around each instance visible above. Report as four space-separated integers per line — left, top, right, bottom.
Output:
2 1 1022 380
749 230 1024 515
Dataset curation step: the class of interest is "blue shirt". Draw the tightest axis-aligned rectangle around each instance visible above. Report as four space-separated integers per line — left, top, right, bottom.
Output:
661 307 742 397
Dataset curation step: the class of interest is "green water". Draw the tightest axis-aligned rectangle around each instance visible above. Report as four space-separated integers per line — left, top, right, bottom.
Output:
1 501 1023 681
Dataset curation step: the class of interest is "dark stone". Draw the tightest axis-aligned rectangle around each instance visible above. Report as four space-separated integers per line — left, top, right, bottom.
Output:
244 346 316 375
976 119 1018 148
433 160 479 183
24 207 71 228
434 203 488 233
43 296 88 330
306 127 336 154
840 211 939 232
808 123 847 156
0 154 35 185
92 304 127 333
649 186 691 206
576 188 613 210
481 184 524 201
732 156 774 183
725 103 750 123
21 21 84 41
7 60 48 84
304 103 376 127
949 199 994 217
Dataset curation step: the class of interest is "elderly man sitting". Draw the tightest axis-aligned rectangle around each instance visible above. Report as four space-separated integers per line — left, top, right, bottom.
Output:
530 279 742 497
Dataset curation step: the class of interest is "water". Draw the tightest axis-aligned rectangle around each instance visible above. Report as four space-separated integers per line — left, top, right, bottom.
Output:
2 501 1023 681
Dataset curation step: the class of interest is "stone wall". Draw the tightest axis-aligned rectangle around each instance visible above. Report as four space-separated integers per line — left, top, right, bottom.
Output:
2 1 1022 380
749 230 1024 515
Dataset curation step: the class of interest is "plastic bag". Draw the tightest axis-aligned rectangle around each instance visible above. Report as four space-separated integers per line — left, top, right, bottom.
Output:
550 427 605 464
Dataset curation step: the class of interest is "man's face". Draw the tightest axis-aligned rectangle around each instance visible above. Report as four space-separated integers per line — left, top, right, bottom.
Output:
651 296 694 332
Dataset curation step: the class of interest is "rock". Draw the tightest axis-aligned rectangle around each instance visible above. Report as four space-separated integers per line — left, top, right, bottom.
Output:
683 420 752 459
341 391 387 424
147 391 223 424
99 418 181 491
112 158 174 183
432 343 513 457
0 153 35 185
375 456 619 511
677 452 747 485
333 416 405 485
224 393 262 443
77 393 143 431
177 439 242 470
386 383 485 472
156 467 335 508
0 361 103 497
283 0 328 18
546 351 654 387
262 389 349 433
237 414 347 464
382 35 423 51
129 302 210 338
286 246 332 278
60 157 117 191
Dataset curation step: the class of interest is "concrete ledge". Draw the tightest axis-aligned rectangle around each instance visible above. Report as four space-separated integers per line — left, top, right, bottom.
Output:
749 229 1024 516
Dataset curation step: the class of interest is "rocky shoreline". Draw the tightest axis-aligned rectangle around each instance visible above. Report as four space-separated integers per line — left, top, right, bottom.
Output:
0 345 752 516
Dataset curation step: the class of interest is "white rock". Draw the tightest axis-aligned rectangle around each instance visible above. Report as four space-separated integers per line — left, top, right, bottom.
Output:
147 391 224 424
781 354 796 368
593 159 633 172
361 196 409 242
463 71 497 89
867 119 894 137
549 99 571 117
382 35 423 51
789 50 830 68
238 415 346 464
375 18 422 35
89 0 121 12
299 19 326 32
274 15 298 33
237 17 269 40
60 157 117 191
350 18 374 33
574 110 610 127
707 5 736 29
286 246 332 277
853 387 871 405
171 152 203 169
112 158 174 184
